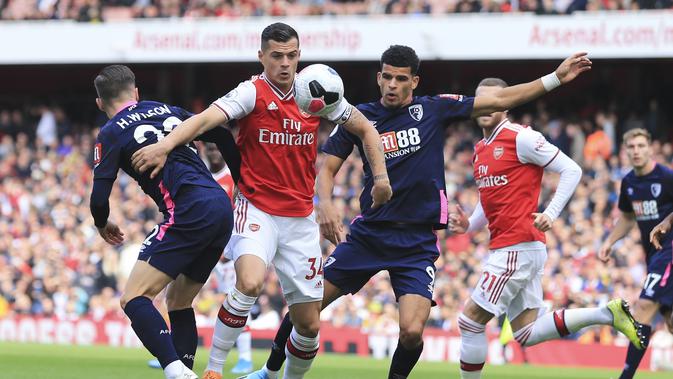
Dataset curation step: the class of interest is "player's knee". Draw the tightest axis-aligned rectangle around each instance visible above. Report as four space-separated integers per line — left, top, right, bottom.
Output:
236 276 264 297
165 293 192 311
399 323 424 349
293 318 321 338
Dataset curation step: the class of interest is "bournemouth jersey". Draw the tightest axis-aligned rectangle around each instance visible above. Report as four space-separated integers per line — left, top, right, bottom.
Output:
213 74 349 217
473 120 561 249
323 95 474 228
618 163 673 261
93 101 220 213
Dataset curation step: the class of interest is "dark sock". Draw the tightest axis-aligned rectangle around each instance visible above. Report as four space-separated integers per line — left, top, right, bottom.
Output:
124 296 179 369
619 324 652 379
388 340 424 379
266 312 293 371
169 308 197 369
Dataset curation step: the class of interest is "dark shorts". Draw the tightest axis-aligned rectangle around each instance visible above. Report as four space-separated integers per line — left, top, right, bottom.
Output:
324 219 440 301
138 185 233 283
640 249 673 314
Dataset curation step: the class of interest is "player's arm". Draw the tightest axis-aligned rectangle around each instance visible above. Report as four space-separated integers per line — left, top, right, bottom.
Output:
599 212 637 261
317 154 347 245
335 105 392 208
90 133 124 245
516 128 582 232
650 213 673 250
132 106 228 178
133 81 255 178
199 126 241 183
471 52 592 117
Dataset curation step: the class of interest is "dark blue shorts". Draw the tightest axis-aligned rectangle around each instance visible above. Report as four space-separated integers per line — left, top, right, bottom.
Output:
138 185 233 283
640 249 673 313
324 219 440 301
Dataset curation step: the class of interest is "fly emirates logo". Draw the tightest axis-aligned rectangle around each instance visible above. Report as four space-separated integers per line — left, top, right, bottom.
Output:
475 164 508 189
258 118 315 146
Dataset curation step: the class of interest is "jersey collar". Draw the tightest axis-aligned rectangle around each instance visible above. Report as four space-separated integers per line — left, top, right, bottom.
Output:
484 119 508 145
260 73 294 101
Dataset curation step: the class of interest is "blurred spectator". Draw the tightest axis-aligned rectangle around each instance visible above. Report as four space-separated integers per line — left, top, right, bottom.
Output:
1 0 671 20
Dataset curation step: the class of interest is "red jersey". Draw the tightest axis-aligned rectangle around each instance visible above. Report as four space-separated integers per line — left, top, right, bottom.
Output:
473 120 560 249
213 74 325 217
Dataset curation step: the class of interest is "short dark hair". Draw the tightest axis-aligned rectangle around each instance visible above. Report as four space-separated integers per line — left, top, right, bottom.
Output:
477 77 508 89
380 45 420 75
94 65 136 101
261 23 299 50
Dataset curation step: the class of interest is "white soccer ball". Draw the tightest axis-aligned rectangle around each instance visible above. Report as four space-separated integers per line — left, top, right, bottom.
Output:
294 64 344 117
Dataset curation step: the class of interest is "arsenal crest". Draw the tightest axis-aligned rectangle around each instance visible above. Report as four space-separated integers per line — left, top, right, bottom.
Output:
493 146 504 160
651 183 662 198
409 104 423 121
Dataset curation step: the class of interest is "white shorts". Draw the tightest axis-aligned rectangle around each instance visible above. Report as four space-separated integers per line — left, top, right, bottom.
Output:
471 245 547 320
224 194 323 306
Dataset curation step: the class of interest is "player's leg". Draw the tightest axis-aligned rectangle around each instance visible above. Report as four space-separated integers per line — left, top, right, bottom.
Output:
460 249 539 379
390 294 431 379
205 253 267 376
120 260 183 377
165 274 205 370
617 299 659 379
205 197 276 378
459 299 494 379
231 327 253 374
247 280 345 379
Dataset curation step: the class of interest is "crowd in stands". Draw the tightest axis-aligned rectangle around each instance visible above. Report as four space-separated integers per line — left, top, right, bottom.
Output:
0 0 671 21
0 95 671 345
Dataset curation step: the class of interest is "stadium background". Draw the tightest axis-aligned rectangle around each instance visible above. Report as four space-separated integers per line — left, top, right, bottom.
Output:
1 1 673 376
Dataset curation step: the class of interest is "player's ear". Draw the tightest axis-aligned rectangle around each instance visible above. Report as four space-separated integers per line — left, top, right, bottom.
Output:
411 75 419 90
376 72 382 86
95 98 104 112
133 88 139 101
257 49 263 62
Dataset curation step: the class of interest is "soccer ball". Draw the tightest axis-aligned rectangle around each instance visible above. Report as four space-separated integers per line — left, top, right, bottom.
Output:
294 64 344 117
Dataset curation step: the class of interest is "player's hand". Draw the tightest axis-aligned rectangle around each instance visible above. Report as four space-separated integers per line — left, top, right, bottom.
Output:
650 218 672 250
371 176 392 209
97 222 125 245
597 241 613 262
131 143 169 179
317 201 345 246
555 52 592 84
532 213 553 232
449 204 469 234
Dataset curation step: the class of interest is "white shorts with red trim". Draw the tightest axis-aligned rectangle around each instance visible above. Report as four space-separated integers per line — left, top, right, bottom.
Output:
224 194 323 306
471 244 547 320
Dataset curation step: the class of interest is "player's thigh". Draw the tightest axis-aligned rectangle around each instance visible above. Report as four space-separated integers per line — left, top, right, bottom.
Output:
274 213 324 306
323 241 379 299
471 249 537 320
507 250 547 324
121 260 174 308
398 294 431 337
462 298 494 325
321 279 344 310
166 274 205 311
288 300 322 337
234 253 268 296
225 195 278 274
639 256 673 323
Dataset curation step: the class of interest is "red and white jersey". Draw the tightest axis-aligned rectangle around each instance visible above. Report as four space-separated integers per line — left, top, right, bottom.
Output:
212 166 235 200
473 120 560 249
213 74 348 217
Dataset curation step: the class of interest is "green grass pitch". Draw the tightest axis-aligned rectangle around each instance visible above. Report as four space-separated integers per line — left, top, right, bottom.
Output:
0 342 670 379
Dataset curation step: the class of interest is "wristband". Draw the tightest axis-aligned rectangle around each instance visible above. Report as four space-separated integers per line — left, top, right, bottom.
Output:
541 72 561 92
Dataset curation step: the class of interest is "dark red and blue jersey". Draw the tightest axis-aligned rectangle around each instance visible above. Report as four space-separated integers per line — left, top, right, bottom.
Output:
619 163 673 261
91 100 222 227
322 95 474 228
